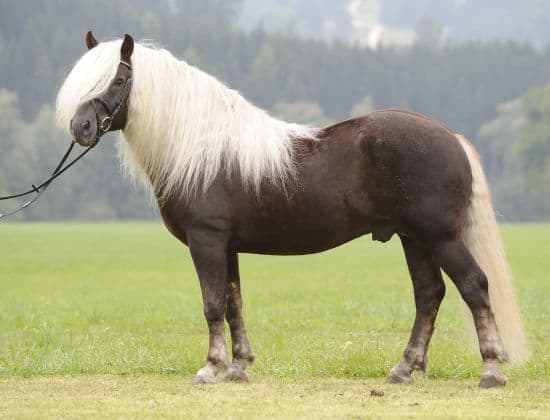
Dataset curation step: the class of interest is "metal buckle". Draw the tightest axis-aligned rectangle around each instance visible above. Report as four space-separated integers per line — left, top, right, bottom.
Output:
100 116 113 133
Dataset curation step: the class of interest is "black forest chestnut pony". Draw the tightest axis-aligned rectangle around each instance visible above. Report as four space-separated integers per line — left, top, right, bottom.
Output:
57 32 528 388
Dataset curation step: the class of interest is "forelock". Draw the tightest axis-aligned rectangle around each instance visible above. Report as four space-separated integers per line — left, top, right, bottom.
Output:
56 40 122 134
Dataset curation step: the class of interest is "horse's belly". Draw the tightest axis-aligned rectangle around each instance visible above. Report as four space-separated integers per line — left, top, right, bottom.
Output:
237 229 369 255
235 201 375 255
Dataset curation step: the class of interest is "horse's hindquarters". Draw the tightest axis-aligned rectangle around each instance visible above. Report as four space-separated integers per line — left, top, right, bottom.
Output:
360 110 473 239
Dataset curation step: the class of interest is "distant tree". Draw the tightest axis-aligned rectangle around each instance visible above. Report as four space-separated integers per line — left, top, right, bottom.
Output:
2 1 550 220
247 42 280 107
350 95 374 117
0 90 32 216
273 101 330 126
476 98 546 220
415 15 446 48
238 0 349 40
169 0 242 19
478 99 525 178
517 85 550 195
0 90 24 153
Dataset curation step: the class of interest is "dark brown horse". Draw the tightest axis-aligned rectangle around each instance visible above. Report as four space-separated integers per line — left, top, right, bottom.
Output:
58 32 528 388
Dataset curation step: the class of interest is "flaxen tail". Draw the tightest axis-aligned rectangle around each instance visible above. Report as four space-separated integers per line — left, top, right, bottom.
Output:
456 134 529 364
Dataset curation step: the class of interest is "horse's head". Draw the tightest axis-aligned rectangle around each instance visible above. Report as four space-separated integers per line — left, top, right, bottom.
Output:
69 32 134 147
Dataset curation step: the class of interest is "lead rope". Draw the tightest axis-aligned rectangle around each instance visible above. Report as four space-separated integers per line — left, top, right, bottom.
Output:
0 140 99 220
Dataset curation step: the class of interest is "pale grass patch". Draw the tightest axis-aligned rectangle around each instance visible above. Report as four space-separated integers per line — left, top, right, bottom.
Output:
1 376 549 419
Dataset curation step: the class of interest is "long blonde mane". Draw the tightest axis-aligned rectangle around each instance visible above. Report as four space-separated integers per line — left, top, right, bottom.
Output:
56 39 317 201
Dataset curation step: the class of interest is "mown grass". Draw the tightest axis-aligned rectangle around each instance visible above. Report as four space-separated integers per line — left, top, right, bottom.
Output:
2 377 549 419
0 223 549 417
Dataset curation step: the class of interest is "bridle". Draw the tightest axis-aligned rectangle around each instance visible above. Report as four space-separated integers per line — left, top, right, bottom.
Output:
0 60 133 220
87 60 133 139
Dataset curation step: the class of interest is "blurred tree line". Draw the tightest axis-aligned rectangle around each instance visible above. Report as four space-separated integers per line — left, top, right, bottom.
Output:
0 0 549 221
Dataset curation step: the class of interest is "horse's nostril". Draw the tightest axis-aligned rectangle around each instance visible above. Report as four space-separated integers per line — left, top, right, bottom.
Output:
82 120 91 130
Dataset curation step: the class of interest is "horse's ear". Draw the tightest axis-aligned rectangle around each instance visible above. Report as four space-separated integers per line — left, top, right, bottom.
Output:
121 34 134 62
86 31 98 50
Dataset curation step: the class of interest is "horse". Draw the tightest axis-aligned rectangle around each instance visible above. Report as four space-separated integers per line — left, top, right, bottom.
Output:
56 32 528 388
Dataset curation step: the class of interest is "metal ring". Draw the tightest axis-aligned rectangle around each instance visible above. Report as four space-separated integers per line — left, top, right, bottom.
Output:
100 116 112 133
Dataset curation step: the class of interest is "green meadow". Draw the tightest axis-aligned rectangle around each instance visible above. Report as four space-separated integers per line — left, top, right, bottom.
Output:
1 223 549 418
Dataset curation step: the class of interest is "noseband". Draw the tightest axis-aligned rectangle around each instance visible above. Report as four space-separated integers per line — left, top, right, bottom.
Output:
88 60 133 140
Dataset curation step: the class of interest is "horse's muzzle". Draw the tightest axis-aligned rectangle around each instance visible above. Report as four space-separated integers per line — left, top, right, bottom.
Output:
70 117 98 147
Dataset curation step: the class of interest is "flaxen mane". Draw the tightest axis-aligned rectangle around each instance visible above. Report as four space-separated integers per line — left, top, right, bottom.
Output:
57 40 317 201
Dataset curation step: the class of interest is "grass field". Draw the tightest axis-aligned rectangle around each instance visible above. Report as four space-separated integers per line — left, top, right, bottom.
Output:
1 223 549 418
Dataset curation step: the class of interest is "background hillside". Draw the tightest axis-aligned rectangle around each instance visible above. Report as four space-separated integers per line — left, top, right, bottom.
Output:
237 0 550 46
1 0 549 221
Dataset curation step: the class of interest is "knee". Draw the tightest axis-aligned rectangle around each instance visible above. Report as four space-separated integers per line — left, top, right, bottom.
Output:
477 271 489 292
204 301 227 323
415 280 446 309
225 306 241 326
461 270 490 308
226 294 242 318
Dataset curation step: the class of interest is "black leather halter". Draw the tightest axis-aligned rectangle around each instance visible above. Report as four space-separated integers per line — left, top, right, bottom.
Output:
0 61 133 220
90 60 133 138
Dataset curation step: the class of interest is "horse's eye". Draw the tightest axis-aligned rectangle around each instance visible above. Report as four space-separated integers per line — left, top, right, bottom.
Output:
114 78 124 86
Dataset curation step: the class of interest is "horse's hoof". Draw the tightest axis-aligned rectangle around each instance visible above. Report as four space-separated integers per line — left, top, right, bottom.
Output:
191 371 217 385
387 373 413 384
224 367 249 383
479 373 507 389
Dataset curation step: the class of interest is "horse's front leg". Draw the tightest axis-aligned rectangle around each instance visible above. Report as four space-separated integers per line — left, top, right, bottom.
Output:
189 230 230 384
224 252 255 382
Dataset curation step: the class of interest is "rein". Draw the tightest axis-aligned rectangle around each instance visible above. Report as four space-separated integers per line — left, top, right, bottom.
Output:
0 61 133 221
0 140 98 220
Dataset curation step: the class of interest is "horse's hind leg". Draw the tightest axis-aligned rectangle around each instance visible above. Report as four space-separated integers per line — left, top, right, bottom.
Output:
388 236 446 384
434 236 508 388
224 252 255 382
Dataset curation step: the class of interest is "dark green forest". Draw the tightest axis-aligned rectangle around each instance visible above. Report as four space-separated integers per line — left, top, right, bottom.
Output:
1 0 549 221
